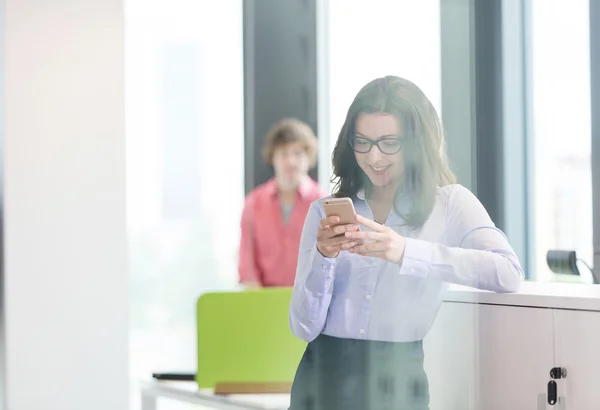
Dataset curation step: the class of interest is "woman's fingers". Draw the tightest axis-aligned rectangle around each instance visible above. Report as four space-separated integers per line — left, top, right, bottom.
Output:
325 234 362 247
356 214 387 232
344 230 385 241
330 223 359 236
318 223 359 240
319 216 340 230
339 241 360 250
322 241 359 254
318 233 359 249
318 216 378 255
349 241 386 254
318 226 363 255
350 250 386 258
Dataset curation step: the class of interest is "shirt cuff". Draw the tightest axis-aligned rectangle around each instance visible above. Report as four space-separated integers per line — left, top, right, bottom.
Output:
304 246 337 294
399 238 434 278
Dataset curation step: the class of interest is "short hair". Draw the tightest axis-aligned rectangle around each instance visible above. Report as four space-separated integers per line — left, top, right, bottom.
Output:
262 118 318 167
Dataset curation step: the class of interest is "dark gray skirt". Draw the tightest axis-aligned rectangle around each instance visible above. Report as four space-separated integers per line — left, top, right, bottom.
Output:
289 334 430 410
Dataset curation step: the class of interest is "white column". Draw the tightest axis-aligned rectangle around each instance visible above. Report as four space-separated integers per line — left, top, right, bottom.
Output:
3 1 128 409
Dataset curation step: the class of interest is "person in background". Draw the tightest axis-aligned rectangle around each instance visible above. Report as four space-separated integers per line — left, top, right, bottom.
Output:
288 76 524 409
239 118 327 288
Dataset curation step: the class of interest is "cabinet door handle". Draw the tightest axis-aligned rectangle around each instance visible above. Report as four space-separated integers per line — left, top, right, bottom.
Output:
548 380 558 405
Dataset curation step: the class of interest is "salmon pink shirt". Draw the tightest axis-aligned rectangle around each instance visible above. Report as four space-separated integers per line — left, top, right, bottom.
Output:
239 177 326 287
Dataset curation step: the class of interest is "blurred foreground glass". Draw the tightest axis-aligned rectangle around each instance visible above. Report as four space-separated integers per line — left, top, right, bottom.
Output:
125 0 244 408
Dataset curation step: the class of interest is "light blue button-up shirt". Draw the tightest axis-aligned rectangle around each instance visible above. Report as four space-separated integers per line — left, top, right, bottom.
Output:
289 184 524 343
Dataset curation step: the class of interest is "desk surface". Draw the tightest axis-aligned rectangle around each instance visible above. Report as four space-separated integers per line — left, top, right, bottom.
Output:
141 381 290 410
446 281 600 311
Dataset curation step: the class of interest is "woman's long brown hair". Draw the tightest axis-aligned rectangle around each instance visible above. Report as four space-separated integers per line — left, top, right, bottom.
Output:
331 76 456 228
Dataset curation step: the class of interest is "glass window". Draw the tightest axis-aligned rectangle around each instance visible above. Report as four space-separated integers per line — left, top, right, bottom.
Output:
321 0 442 192
125 0 244 408
529 0 593 282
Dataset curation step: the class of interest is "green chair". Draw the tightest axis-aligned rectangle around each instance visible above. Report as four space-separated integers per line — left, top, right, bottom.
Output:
196 287 307 392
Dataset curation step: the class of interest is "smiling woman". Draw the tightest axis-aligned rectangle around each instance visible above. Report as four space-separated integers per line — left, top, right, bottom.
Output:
288 76 524 410
331 76 455 228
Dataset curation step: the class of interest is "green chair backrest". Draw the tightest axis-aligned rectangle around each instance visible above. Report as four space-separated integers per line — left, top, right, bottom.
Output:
196 287 307 388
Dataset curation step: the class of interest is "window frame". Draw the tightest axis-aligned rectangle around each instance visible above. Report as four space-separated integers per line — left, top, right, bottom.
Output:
519 0 597 281
591 0 600 275
502 0 532 278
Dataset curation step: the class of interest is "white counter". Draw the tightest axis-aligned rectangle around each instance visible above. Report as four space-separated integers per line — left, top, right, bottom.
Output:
427 280 600 410
444 281 600 311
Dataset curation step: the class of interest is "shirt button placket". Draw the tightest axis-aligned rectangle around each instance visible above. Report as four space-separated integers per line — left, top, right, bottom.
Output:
360 260 378 339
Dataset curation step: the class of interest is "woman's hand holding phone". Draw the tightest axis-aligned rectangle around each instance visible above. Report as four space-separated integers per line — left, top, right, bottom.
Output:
316 216 361 258
345 214 406 263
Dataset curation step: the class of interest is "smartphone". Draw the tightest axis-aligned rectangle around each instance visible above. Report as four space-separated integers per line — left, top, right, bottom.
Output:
323 197 359 227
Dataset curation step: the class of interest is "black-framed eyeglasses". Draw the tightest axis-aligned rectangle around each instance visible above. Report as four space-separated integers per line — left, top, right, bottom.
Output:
349 136 404 155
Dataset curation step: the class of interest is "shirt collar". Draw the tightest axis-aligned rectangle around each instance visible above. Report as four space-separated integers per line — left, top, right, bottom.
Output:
354 187 411 225
356 188 366 201
266 176 314 201
296 176 314 200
